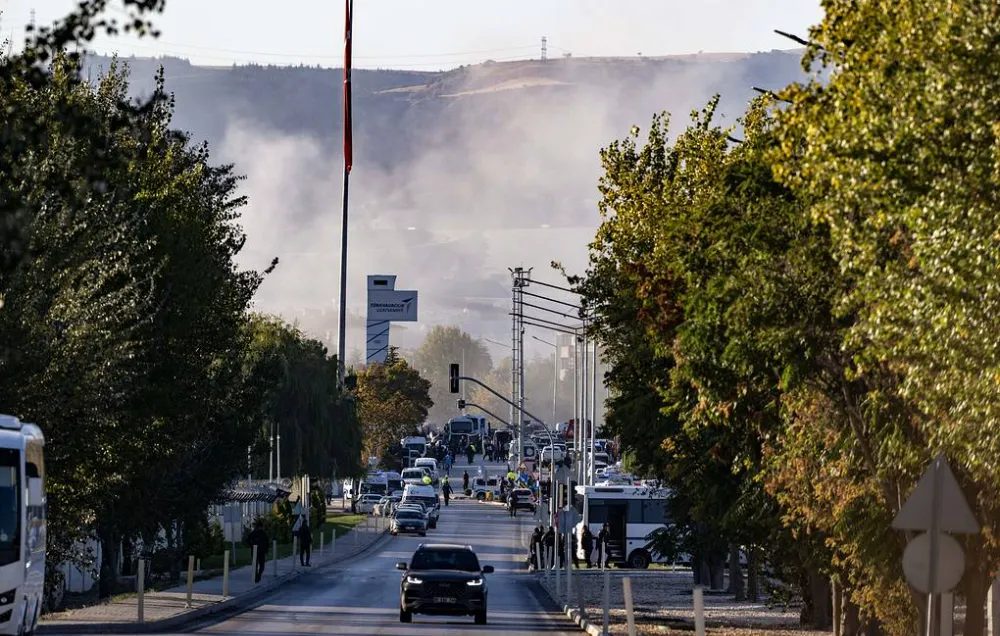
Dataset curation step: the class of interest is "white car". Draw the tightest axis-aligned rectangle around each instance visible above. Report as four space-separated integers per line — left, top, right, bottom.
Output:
375 495 401 516
356 493 382 514
540 445 566 464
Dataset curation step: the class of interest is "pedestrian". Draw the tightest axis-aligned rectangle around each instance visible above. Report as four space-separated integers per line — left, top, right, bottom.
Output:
544 527 556 569
297 519 312 566
509 489 518 517
462 470 470 494
530 525 544 567
581 524 594 568
557 531 566 568
442 478 452 506
444 453 453 476
571 527 580 569
246 519 269 583
597 522 611 568
466 443 476 465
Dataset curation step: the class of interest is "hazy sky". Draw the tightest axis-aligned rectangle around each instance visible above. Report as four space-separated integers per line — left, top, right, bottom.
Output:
4 0 823 69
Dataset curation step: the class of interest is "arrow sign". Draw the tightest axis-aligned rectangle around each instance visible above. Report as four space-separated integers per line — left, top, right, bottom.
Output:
892 454 979 534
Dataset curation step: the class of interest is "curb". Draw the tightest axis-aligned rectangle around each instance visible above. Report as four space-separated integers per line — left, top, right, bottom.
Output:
37 531 391 635
533 573 606 636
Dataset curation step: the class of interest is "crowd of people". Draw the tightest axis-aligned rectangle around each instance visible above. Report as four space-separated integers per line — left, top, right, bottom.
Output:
528 522 613 569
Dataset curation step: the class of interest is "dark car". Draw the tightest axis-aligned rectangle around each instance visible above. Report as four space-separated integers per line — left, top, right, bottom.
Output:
397 543 494 624
391 509 427 536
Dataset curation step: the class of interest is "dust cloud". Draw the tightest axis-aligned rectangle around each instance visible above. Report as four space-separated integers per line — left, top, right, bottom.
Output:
210 55 797 360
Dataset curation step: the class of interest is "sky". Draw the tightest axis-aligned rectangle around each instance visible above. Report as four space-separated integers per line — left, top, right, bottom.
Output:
2 0 823 70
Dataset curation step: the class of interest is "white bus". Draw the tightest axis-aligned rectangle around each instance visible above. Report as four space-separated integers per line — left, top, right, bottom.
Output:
573 485 672 569
0 415 45 636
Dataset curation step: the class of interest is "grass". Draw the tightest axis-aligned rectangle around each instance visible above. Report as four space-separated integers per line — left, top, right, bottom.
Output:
200 513 367 571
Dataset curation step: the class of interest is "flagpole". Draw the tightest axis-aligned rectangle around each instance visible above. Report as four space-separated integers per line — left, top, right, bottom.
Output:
337 0 353 386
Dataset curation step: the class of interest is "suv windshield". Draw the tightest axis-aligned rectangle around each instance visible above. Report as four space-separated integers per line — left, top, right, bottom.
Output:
0 449 20 566
410 549 481 572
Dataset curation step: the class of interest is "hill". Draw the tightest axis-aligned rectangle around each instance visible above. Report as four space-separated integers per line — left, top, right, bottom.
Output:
82 51 808 355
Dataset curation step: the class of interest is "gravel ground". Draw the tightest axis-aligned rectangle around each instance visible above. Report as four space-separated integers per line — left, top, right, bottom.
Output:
536 568 827 636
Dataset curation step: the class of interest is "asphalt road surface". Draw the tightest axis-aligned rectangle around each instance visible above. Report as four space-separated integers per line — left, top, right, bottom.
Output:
180 461 576 635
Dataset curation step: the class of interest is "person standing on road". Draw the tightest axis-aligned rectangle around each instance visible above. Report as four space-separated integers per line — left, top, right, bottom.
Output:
297 520 313 567
581 525 594 568
247 519 269 583
508 489 518 517
444 453 453 476
543 527 555 569
597 522 611 568
466 443 476 465
442 478 452 506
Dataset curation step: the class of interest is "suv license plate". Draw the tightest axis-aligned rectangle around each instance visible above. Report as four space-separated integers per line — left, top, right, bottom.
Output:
434 597 457 604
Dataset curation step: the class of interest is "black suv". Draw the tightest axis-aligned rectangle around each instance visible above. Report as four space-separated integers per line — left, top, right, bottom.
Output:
397 543 494 624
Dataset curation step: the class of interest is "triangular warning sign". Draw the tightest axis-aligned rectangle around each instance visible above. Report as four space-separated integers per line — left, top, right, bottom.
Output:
892 455 979 534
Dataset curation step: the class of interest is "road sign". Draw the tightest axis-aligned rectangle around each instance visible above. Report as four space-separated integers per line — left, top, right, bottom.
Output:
902 532 965 594
892 455 979 534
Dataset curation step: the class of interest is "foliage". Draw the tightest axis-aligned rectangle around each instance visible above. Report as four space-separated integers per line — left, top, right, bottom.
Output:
244 315 363 481
355 355 433 461
408 326 492 425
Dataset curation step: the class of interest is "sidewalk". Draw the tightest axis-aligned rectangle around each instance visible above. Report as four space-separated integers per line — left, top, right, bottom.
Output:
38 515 391 634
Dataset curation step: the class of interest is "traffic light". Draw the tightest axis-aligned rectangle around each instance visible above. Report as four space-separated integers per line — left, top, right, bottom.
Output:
457 398 466 410
449 363 460 393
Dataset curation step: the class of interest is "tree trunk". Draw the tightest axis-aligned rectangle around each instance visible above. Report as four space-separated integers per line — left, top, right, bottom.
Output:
729 544 746 600
698 558 711 587
802 569 832 629
962 564 989 636
747 546 761 602
709 552 725 590
97 526 119 600
167 522 181 583
843 593 861 636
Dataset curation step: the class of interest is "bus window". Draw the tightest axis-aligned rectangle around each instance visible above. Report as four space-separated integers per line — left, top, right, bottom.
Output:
642 499 668 524
588 499 609 524
627 500 644 524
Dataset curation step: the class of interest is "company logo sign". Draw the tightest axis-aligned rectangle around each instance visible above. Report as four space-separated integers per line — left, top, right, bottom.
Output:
367 289 419 321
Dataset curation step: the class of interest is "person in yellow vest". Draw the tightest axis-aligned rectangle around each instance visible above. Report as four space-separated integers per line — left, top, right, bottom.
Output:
422 474 432 485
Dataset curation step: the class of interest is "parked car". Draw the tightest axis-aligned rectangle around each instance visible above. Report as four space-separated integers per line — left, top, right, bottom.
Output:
356 493 382 514
506 488 536 513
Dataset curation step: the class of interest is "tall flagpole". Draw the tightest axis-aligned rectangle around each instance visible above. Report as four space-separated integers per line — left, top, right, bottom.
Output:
337 0 354 386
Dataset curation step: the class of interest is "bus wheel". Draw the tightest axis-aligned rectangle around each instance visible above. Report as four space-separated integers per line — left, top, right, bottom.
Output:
627 549 651 569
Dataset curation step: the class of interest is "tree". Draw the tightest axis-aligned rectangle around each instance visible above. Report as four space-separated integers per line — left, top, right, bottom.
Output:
408 326 492 424
356 355 433 463
770 2 1000 633
244 315 363 483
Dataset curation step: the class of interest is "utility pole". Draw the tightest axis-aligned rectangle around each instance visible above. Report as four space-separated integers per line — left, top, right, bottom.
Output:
510 267 532 466
541 36 547 61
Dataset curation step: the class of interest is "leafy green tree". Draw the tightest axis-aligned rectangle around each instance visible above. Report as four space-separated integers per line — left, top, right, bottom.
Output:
356 354 433 462
244 315 363 482
409 326 492 424
770 2 1000 633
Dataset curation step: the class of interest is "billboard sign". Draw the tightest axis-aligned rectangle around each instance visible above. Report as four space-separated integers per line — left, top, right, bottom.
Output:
367 289 418 321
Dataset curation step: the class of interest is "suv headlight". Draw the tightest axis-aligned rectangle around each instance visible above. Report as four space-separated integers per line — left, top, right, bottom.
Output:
467 578 483 586
406 576 423 584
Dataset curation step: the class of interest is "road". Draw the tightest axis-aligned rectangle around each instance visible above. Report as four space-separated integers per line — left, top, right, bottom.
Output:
179 462 576 635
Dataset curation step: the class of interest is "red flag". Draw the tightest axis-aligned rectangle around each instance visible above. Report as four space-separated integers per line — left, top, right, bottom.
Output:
343 0 353 173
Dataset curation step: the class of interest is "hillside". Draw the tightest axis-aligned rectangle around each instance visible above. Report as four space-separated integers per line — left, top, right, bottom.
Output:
82 51 809 355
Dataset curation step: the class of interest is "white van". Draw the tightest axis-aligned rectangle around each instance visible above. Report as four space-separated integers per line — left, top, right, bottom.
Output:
413 457 438 478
